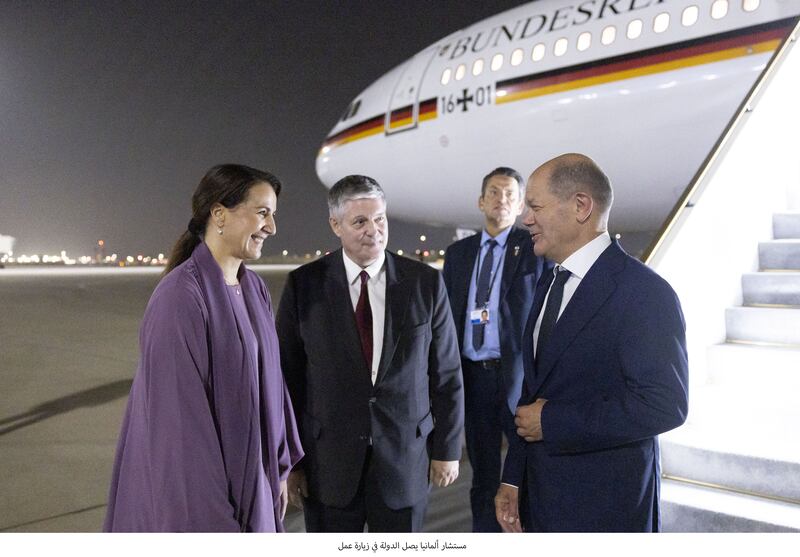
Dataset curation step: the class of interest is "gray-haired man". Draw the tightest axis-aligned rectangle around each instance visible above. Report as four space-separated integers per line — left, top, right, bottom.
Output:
277 175 464 532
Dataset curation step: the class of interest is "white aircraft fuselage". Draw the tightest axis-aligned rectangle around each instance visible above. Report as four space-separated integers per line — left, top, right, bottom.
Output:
316 0 799 236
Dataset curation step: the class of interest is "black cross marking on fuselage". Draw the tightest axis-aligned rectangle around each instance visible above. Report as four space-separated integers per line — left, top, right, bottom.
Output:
456 88 474 112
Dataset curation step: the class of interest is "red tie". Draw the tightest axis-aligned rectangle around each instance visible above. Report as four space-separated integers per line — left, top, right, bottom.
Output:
355 270 373 371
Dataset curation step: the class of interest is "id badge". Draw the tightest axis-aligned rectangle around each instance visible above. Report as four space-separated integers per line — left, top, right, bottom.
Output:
470 308 490 325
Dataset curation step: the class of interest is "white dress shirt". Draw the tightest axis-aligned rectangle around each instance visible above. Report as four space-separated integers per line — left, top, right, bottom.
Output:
343 250 386 385
533 232 612 357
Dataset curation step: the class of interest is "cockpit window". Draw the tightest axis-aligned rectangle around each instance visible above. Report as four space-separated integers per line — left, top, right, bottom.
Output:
340 99 362 122
349 100 361 119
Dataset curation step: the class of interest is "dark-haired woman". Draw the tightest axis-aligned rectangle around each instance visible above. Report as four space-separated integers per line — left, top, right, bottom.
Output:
104 164 303 532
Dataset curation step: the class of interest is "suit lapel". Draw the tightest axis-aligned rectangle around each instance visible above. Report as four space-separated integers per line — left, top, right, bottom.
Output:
499 227 525 300
376 252 408 384
324 251 371 378
459 233 482 312
529 243 624 397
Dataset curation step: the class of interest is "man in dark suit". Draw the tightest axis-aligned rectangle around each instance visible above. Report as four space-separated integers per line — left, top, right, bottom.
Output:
495 154 689 532
442 167 546 532
277 175 464 533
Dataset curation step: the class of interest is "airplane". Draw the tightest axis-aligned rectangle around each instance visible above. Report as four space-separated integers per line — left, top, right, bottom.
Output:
315 0 800 253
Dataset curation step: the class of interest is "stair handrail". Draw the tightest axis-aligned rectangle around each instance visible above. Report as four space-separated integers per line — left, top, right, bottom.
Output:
643 18 800 265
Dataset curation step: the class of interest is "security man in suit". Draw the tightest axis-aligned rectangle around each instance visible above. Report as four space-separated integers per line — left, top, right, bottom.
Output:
277 175 464 532
442 167 547 532
495 153 689 532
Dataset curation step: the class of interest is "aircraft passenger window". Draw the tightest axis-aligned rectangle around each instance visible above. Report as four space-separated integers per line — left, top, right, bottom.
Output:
742 0 759 12
455 64 466 81
711 0 729 19
577 32 592 51
653 12 670 33
682 6 699 26
531 43 546 62
441 68 452 85
491 53 504 71
472 59 484 76
511 48 524 66
601 25 617 45
554 38 568 57
627 19 643 39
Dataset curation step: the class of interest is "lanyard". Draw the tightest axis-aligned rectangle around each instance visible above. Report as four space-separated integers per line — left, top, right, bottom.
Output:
473 241 503 308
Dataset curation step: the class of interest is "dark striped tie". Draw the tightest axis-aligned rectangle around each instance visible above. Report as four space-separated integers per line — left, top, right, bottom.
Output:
535 266 571 365
355 270 373 371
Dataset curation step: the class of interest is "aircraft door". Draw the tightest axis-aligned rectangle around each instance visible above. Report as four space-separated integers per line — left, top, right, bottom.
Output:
385 45 438 135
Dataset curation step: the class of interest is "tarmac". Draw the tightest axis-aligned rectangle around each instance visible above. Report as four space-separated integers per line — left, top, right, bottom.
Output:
0 267 472 532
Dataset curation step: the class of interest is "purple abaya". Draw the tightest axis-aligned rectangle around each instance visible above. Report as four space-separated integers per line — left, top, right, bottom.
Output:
104 242 303 532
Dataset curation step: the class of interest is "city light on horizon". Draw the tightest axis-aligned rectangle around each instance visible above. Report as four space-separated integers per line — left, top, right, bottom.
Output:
1 227 456 268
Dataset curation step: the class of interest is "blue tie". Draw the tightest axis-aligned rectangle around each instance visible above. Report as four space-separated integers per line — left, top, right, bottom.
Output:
535 266 571 365
472 239 497 351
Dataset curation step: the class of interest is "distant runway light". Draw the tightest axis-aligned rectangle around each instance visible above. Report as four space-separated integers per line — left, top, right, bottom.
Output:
419 235 426 242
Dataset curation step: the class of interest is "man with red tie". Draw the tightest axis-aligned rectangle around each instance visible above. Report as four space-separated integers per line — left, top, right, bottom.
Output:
277 175 464 532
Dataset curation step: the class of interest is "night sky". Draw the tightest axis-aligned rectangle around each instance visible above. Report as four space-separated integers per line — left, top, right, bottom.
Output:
0 0 527 257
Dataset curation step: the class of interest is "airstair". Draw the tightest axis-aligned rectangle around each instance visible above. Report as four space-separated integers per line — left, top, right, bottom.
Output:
660 213 800 531
648 21 800 532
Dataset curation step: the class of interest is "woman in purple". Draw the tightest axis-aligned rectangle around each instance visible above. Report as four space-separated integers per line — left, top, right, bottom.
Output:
104 164 303 532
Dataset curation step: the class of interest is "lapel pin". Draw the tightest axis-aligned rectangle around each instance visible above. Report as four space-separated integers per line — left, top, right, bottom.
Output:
513 245 520 257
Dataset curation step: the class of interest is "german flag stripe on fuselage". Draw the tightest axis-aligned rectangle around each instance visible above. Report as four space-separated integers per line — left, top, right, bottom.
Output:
322 98 438 150
495 17 796 104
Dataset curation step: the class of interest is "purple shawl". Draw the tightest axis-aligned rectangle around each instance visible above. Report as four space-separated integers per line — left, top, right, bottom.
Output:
104 242 303 532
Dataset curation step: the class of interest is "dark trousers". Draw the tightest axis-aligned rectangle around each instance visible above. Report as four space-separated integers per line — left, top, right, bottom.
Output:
303 447 428 532
462 358 517 533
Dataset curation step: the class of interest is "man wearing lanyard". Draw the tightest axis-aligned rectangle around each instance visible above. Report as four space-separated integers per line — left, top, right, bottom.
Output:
443 167 548 532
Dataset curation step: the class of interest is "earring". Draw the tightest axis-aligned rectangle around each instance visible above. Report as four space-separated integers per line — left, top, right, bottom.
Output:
217 227 223 235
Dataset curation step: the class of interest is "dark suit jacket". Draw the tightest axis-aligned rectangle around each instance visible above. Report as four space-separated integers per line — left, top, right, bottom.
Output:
276 249 464 510
501 241 688 532
442 226 547 413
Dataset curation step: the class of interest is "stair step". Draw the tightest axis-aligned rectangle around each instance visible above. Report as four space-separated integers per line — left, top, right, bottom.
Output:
661 478 800 532
726 306 800 345
759 240 800 270
707 343 800 390
773 213 800 240
661 430 800 502
678 384 800 446
742 272 800 306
